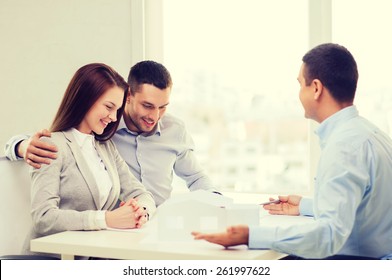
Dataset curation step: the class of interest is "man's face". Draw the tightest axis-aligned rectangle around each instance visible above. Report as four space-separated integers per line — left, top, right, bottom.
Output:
297 63 316 121
124 83 171 133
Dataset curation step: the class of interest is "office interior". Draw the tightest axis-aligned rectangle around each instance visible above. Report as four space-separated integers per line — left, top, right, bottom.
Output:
1 0 392 201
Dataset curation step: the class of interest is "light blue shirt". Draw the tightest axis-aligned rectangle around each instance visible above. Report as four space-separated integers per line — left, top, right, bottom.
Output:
249 106 392 259
5 113 217 206
112 114 217 205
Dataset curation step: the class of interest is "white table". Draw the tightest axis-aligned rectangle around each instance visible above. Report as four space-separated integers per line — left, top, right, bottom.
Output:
31 229 286 260
30 213 313 260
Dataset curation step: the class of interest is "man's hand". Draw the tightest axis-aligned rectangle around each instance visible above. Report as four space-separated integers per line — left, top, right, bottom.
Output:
192 225 249 248
263 195 302 216
17 129 58 169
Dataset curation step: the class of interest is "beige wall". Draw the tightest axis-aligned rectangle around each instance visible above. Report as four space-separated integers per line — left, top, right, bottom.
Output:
0 0 132 156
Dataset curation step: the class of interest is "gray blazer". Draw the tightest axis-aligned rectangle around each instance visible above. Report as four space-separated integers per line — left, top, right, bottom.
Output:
23 130 156 255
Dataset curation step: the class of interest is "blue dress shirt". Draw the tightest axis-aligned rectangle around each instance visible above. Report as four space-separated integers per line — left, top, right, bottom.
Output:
112 113 217 205
249 106 392 259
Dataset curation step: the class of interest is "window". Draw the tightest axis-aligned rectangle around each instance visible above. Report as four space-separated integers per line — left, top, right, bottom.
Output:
333 0 392 138
162 0 309 194
139 0 392 200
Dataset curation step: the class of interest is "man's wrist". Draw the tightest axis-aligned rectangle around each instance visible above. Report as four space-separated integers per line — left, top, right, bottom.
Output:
299 197 314 216
15 140 25 159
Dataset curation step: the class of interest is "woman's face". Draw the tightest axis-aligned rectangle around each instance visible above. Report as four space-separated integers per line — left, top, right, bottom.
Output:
77 86 124 135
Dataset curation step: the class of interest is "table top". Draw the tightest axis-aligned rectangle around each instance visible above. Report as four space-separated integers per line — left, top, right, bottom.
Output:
30 228 286 260
30 208 313 260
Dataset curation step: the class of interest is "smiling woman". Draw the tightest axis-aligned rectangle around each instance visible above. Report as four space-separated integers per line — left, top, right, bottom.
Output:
22 63 156 259
50 64 128 140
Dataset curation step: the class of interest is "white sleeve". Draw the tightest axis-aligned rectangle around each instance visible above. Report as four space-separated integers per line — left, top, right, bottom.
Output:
4 134 30 161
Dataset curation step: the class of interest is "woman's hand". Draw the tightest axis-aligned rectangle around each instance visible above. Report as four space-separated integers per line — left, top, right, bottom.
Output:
105 199 147 229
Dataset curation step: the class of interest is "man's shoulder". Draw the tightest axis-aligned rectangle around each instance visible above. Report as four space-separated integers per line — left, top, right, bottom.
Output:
160 113 187 130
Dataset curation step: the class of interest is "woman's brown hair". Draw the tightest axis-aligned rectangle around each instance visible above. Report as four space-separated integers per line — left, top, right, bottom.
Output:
50 63 129 141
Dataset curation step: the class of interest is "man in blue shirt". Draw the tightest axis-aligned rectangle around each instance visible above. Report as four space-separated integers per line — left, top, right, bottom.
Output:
192 43 392 259
5 61 218 206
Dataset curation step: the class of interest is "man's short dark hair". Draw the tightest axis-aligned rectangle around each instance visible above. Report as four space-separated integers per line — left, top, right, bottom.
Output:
128 60 172 95
302 43 358 103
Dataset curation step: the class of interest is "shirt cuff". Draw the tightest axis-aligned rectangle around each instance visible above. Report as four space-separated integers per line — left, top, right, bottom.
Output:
94 210 108 229
299 197 314 216
4 135 29 161
248 225 276 249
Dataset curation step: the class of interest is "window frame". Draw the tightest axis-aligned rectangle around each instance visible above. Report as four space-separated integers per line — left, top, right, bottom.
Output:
131 0 333 197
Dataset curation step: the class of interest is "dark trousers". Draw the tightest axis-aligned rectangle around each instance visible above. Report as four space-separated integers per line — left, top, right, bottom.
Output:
281 255 379 260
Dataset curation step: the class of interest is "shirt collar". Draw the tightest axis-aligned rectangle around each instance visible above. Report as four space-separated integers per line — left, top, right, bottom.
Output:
117 116 161 137
70 128 95 148
315 105 359 149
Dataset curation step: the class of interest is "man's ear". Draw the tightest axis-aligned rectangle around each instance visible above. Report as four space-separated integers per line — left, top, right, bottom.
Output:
126 91 132 103
312 79 323 100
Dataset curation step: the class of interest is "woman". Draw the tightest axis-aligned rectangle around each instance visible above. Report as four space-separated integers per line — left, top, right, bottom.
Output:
23 63 156 257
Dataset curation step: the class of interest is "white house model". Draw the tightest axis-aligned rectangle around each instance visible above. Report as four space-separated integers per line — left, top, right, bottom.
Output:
155 190 260 242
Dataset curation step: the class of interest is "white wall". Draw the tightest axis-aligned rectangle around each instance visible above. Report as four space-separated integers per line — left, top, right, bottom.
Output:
0 157 31 255
0 0 133 156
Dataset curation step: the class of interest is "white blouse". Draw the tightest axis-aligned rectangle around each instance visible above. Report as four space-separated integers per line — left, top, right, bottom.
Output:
70 128 112 208
70 128 112 229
